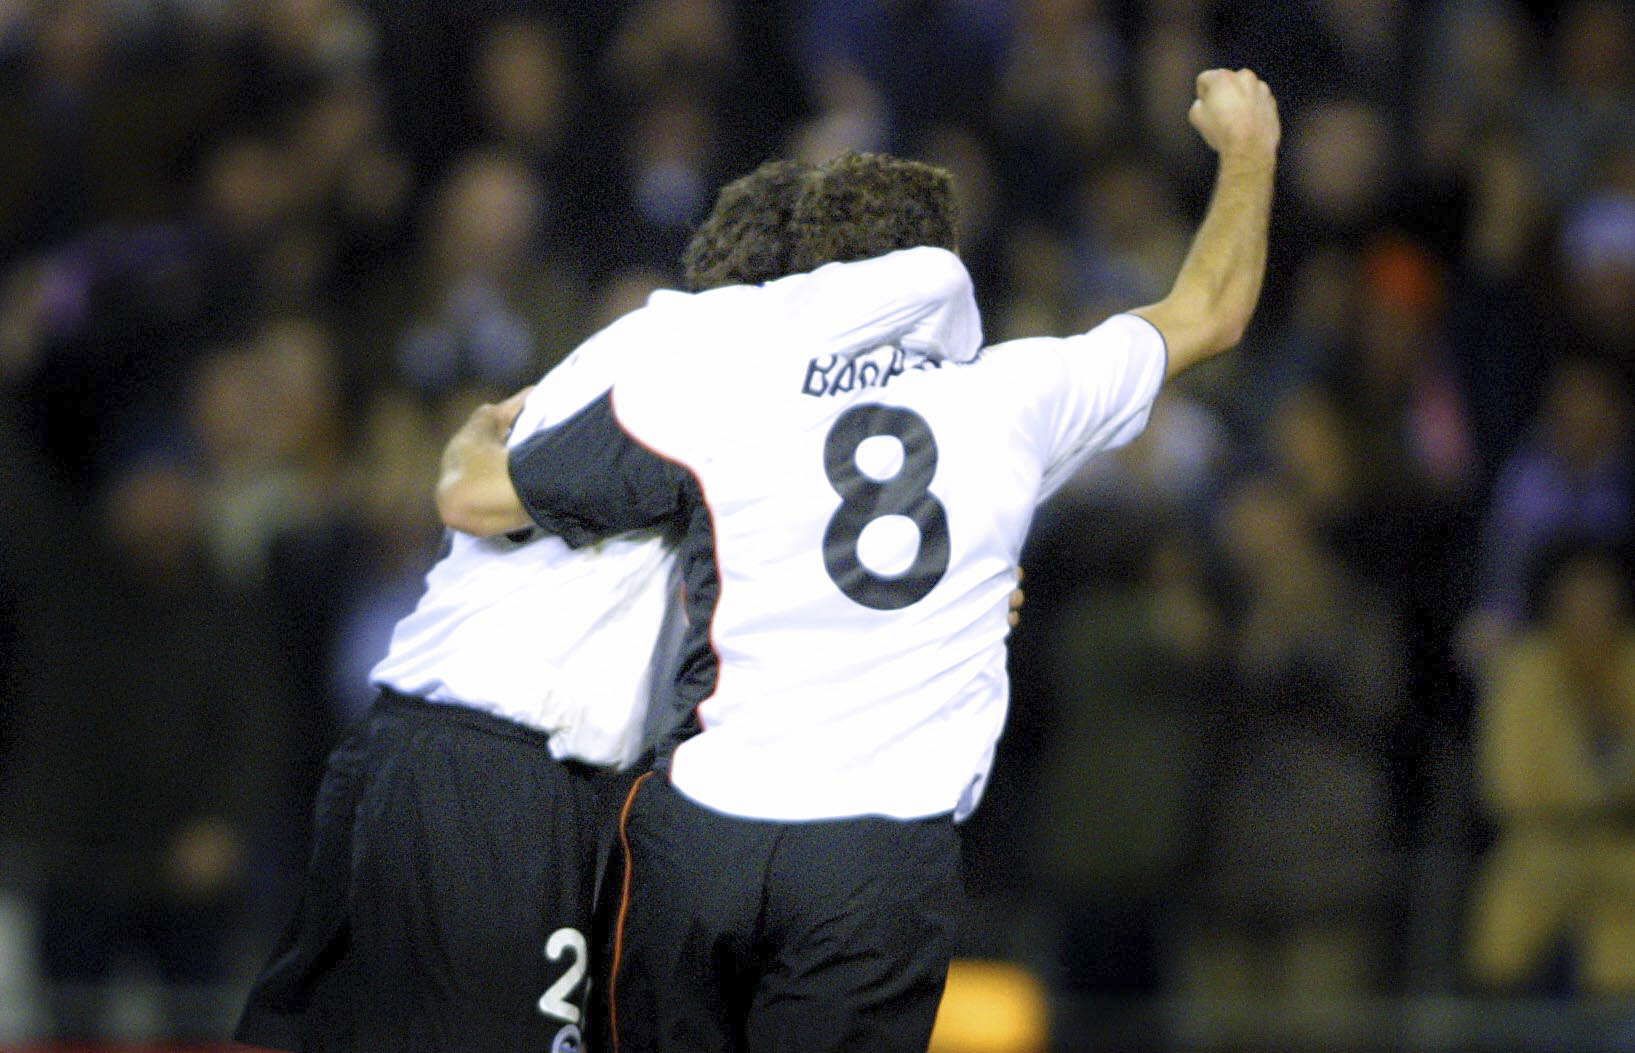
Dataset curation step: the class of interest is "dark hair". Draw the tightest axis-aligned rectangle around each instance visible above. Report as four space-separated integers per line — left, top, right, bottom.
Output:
681 159 816 292
786 151 958 273
683 151 958 292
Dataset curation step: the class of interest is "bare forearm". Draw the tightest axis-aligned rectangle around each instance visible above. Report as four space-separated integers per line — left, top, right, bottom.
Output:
1132 68 1279 378
1146 153 1274 372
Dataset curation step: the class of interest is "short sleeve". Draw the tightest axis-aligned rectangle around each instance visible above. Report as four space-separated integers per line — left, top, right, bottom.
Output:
981 313 1168 499
507 391 691 547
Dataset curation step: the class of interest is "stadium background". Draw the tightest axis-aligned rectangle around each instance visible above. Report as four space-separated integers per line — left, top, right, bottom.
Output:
0 0 1633 1049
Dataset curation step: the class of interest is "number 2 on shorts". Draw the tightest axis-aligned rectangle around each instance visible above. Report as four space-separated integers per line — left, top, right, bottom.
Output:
539 927 587 1025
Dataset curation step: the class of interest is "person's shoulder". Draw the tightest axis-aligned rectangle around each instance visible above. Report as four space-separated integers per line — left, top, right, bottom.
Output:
598 291 752 440
534 301 665 388
772 246 965 291
816 246 966 283
645 283 775 340
581 289 741 378
957 334 1073 381
978 313 1159 352
971 313 1167 375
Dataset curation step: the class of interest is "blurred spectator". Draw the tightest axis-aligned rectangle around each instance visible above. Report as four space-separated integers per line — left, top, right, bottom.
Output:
0 0 115 254
395 150 586 399
470 16 569 162
18 219 221 487
1445 130 1553 472
1317 0 1412 104
1288 99 1395 249
1521 0 1635 204
795 0 1008 147
281 74 408 239
1239 245 1361 424
1182 475 1403 1001
1344 236 1476 499
192 133 298 333
1256 371 1468 836
191 346 287 582
0 259 52 387
789 65 888 164
240 0 375 88
619 90 721 274
324 393 443 722
1416 0 1534 159
1558 151 1635 379
0 0 234 258
1469 541 1635 994
458 15 583 303
990 225 1079 343
185 315 367 864
1218 473 1406 743
589 268 669 333
1069 393 1229 522
192 315 346 585
1070 154 1189 324
992 0 1123 224
1471 356 1633 641
1027 526 1225 995
1262 382 1361 530
915 123 1006 299
1316 237 1479 708
1133 19 1210 185
1245 237 1476 658
608 0 735 100
0 457 288 1039
1408 0 1533 263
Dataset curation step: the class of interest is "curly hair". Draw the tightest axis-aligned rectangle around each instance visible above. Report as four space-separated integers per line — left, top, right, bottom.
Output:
681 159 816 293
683 151 958 292
787 151 958 274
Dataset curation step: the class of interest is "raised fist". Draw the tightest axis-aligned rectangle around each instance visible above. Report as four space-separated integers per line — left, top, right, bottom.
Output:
1188 68 1280 160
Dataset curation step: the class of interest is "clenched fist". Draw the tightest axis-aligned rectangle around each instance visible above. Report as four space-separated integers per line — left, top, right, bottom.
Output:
1189 68 1280 161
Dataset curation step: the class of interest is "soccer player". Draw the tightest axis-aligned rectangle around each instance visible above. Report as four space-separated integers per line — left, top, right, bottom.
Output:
443 69 1279 1050
232 160 983 1053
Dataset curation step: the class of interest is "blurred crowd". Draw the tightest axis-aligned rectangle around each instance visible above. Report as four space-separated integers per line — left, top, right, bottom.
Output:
0 0 1633 1044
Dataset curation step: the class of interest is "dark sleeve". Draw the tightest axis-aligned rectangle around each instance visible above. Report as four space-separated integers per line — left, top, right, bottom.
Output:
507 389 691 547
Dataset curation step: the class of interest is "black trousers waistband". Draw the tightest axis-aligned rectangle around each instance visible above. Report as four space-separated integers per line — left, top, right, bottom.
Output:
372 687 605 780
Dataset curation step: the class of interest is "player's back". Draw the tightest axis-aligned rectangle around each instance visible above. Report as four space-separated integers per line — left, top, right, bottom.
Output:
370 311 678 767
576 291 1166 821
378 247 983 769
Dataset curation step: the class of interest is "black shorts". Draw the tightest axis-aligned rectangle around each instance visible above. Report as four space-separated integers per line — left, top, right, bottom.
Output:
598 773 964 1053
235 692 603 1053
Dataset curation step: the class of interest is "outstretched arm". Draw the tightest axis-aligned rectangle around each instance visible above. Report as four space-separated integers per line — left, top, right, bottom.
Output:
436 387 533 537
1134 68 1279 378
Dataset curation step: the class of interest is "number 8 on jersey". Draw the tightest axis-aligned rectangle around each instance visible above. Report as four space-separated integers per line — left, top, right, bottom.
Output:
821 404 950 610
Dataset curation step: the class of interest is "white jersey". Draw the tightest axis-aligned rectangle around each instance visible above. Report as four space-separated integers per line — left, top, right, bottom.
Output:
508 264 1167 817
370 247 982 768
369 335 671 767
